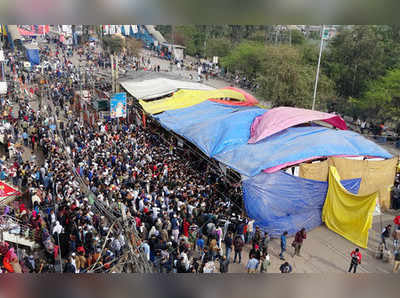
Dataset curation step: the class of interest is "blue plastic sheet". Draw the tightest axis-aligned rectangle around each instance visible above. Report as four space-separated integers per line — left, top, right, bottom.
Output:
155 101 265 156
26 48 40 65
155 101 392 177
243 171 362 237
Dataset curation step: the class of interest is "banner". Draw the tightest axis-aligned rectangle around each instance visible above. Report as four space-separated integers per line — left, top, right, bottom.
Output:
322 167 377 248
110 93 127 119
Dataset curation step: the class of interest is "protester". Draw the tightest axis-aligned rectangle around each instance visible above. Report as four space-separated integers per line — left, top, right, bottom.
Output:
280 231 288 260
260 253 270 273
293 228 307 257
382 225 392 250
348 248 362 273
279 262 292 273
246 254 259 274
392 226 400 251
233 235 244 264
219 255 229 273
393 249 400 273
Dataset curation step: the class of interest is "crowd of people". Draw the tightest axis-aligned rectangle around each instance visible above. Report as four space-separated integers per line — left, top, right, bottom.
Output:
1 36 399 275
0 41 282 274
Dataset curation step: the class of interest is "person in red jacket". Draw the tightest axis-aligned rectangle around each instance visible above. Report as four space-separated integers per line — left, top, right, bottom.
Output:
293 228 307 257
348 248 362 273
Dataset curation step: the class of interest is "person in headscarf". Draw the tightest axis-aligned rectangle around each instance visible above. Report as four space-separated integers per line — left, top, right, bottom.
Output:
52 221 64 244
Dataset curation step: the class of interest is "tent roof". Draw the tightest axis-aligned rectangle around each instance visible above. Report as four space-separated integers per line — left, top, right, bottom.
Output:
249 107 347 144
154 101 392 176
120 78 213 100
139 87 257 115
0 181 21 198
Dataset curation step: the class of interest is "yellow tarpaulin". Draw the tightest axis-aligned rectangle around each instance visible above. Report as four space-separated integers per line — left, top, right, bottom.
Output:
299 160 329 181
139 89 247 115
299 157 397 210
322 167 378 248
329 157 398 211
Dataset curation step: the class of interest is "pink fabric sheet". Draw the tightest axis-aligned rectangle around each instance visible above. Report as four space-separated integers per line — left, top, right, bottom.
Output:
249 107 347 144
263 155 377 173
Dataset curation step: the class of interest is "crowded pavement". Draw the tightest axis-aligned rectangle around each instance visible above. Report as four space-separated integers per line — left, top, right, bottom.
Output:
0 32 399 274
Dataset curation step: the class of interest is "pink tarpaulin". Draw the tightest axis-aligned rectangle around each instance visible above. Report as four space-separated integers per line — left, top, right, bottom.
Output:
262 155 377 173
208 86 259 106
17 28 36 36
249 107 347 144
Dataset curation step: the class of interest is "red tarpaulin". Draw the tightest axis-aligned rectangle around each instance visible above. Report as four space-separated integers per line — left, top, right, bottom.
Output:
208 86 259 107
30 25 49 35
17 28 36 36
0 181 21 198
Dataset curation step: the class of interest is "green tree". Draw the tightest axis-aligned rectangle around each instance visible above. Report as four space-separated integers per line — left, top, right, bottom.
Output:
256 45 335 109
221 41 265 79
102 35 124 55
174 25 205 56
204 38 232 58
290 30 306 45
125 38 143 58
353 68 400 123
324 25 400 99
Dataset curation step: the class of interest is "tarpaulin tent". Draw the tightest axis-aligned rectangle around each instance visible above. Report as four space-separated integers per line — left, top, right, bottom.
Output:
25 45 40 66
17 28 36 36
140 88 252 115
0 181 21 203
249 107 347 144
155 101 392 177
154 100 248 130
328 157 398 211
299 160 330 182
208 86 259 106
299 158 398 210
160 105 265 157
322 167 378 248
120 78 213 100
243 170 361 237
213 126 391 176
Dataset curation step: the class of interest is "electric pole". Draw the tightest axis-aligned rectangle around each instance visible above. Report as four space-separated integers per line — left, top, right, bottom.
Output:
312 25 326 111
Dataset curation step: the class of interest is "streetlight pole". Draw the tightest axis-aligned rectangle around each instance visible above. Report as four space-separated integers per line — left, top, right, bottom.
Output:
312 25 325 111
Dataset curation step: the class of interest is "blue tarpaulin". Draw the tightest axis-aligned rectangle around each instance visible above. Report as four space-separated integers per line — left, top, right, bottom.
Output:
243 171 362 237
155 101 265 157
155 101 392 177
26 48 40 65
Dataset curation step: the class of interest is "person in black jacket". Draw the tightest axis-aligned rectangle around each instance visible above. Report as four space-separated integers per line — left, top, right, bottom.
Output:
219 255 229 274
63 257 76 273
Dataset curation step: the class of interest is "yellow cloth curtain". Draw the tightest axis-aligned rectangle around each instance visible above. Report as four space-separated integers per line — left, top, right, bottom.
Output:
299 157 397 210
328 157 398 211
299 160 329 181
139 89 246 115
322 167 378 248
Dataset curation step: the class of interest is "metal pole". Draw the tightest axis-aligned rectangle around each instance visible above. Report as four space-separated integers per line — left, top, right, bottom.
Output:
115 55 119 93
79 60 83 102
312 25 325 111
57 232 63 273
110 54 114 93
